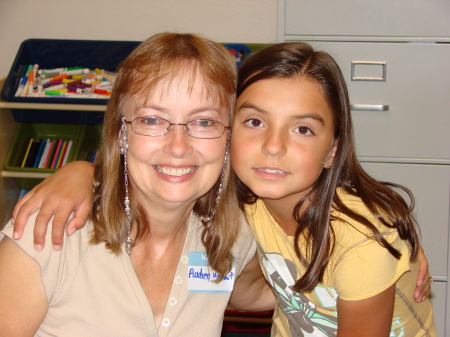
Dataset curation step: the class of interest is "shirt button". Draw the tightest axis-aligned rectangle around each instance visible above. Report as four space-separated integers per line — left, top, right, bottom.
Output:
180 256 188 264
174 276 183 284
169 297 177 306
161 318 170 327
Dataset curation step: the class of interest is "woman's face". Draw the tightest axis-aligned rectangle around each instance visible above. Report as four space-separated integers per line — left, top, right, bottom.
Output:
122 71 229 212
231 76 337 206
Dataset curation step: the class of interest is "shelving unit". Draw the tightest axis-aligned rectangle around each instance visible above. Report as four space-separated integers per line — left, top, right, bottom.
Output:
278 0 450 335
0 77 106 226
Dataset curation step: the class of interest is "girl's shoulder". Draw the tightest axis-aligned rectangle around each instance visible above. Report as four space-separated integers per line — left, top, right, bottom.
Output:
332 188 397 240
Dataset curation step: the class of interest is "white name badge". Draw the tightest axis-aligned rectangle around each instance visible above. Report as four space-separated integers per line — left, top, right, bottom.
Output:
188 252 236 293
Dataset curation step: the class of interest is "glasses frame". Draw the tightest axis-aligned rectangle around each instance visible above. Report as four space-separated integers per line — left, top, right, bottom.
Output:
122 117 230 139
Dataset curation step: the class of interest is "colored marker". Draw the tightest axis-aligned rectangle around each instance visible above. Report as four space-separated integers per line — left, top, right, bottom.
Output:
85 73 103 80
28 69 35 95
38 67 82 75
83 87 111 95
44 89 68 95
14 76 28 97
95 68 116 82
45 84 66 91
62 68 89 76
19 65 33 97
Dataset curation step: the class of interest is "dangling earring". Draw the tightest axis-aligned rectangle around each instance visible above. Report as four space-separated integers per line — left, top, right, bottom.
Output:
198 135 229 223
121 119 132 254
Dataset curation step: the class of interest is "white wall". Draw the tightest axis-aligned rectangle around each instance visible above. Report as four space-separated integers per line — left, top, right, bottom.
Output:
0 0 278 78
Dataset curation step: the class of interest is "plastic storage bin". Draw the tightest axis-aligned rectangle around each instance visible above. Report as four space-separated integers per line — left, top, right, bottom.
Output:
1 39 140 124
4 123 87 189
1 39 140 105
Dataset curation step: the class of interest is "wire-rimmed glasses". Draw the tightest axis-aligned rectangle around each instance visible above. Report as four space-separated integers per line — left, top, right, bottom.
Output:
122 117 230 139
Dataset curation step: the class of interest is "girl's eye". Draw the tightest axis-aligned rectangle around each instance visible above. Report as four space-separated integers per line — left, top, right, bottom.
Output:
294 126 313 135
244 118 265 128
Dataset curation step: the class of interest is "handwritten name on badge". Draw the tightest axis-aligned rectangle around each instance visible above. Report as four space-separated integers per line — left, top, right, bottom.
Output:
188 252 235 293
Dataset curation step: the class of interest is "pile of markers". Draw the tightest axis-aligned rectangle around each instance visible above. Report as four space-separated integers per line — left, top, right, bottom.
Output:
21 138 73 169
14 64 115 99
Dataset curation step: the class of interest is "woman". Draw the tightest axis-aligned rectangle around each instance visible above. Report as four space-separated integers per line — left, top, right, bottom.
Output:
0 33 274 336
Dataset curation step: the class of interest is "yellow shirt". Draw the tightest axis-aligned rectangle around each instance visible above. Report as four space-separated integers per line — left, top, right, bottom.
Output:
245 191 436 337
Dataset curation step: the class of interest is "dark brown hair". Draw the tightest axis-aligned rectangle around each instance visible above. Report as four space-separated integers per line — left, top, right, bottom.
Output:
236 42 419 292
91 33 240 280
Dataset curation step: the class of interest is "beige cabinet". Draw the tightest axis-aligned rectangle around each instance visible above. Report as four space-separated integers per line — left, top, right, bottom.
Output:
284 0 450 39
279 0 450 335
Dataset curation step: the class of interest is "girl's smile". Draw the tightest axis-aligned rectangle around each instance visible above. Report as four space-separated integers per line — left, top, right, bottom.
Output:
254 167 289 180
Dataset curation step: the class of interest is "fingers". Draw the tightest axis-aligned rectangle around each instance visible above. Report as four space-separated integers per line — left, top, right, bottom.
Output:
12 189 35 222
414 269 433 303
50 208 76 250
12 190 39 240
415 245 428 288
66 201 92 237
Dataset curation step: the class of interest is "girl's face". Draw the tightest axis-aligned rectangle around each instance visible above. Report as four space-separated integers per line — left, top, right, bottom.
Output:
231 76 337 205
123 71 229 212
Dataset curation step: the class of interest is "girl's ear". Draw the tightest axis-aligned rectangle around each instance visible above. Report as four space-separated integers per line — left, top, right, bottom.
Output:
324 138 338 169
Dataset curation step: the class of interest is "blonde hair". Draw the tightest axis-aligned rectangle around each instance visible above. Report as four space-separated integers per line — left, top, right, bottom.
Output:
91 33 240 279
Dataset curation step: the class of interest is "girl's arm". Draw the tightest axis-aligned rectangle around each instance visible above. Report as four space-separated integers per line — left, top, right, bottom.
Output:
228 253 276 311
12 161 95 250
0 236 48 336
336 284 395 337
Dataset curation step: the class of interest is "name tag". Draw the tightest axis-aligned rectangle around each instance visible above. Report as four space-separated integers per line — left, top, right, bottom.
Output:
188 252 235 293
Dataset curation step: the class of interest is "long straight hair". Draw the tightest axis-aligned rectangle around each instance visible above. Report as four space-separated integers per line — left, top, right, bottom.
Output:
90 33 240 280
235 42 419 292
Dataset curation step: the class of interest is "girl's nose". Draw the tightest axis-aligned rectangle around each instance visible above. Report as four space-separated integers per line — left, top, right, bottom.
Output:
262 129 287 157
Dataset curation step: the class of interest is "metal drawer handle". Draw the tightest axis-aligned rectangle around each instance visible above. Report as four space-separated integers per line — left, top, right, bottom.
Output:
351 61 387 82
350 104 390 111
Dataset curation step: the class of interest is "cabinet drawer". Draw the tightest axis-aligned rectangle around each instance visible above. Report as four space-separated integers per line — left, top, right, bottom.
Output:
430 281 446 337
307 41 450 160
284 0 450 39
360 162 449 278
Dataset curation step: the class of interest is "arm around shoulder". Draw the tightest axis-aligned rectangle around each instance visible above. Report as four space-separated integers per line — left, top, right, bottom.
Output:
0 235 48 336
228 253 276 312
11 160 95 250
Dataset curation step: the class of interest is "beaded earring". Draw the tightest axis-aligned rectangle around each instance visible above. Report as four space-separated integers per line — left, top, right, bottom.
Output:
198 135 230 223
121 119 132 254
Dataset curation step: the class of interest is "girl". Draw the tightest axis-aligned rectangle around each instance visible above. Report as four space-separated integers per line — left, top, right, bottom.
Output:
232 42 436 336
9 41 434 336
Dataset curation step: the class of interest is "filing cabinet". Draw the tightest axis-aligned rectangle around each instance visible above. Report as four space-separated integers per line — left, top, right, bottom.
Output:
278 0 450 334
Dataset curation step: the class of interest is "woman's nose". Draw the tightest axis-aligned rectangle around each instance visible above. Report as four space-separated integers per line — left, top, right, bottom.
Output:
162 125 192 158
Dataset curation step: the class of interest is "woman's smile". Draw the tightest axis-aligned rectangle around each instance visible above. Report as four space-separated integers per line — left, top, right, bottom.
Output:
155 165 197 177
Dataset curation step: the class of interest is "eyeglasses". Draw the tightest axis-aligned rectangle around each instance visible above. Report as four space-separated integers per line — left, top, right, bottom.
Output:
122 117 230 139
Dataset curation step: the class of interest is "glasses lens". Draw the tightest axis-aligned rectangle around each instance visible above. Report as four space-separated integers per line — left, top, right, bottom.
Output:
187 120 224 139
132 117 169 136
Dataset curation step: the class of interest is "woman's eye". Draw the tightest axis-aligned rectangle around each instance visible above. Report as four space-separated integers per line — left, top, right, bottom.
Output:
142 117 160 125
244 118 264 128
294 126 313 135
192 120 214 127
